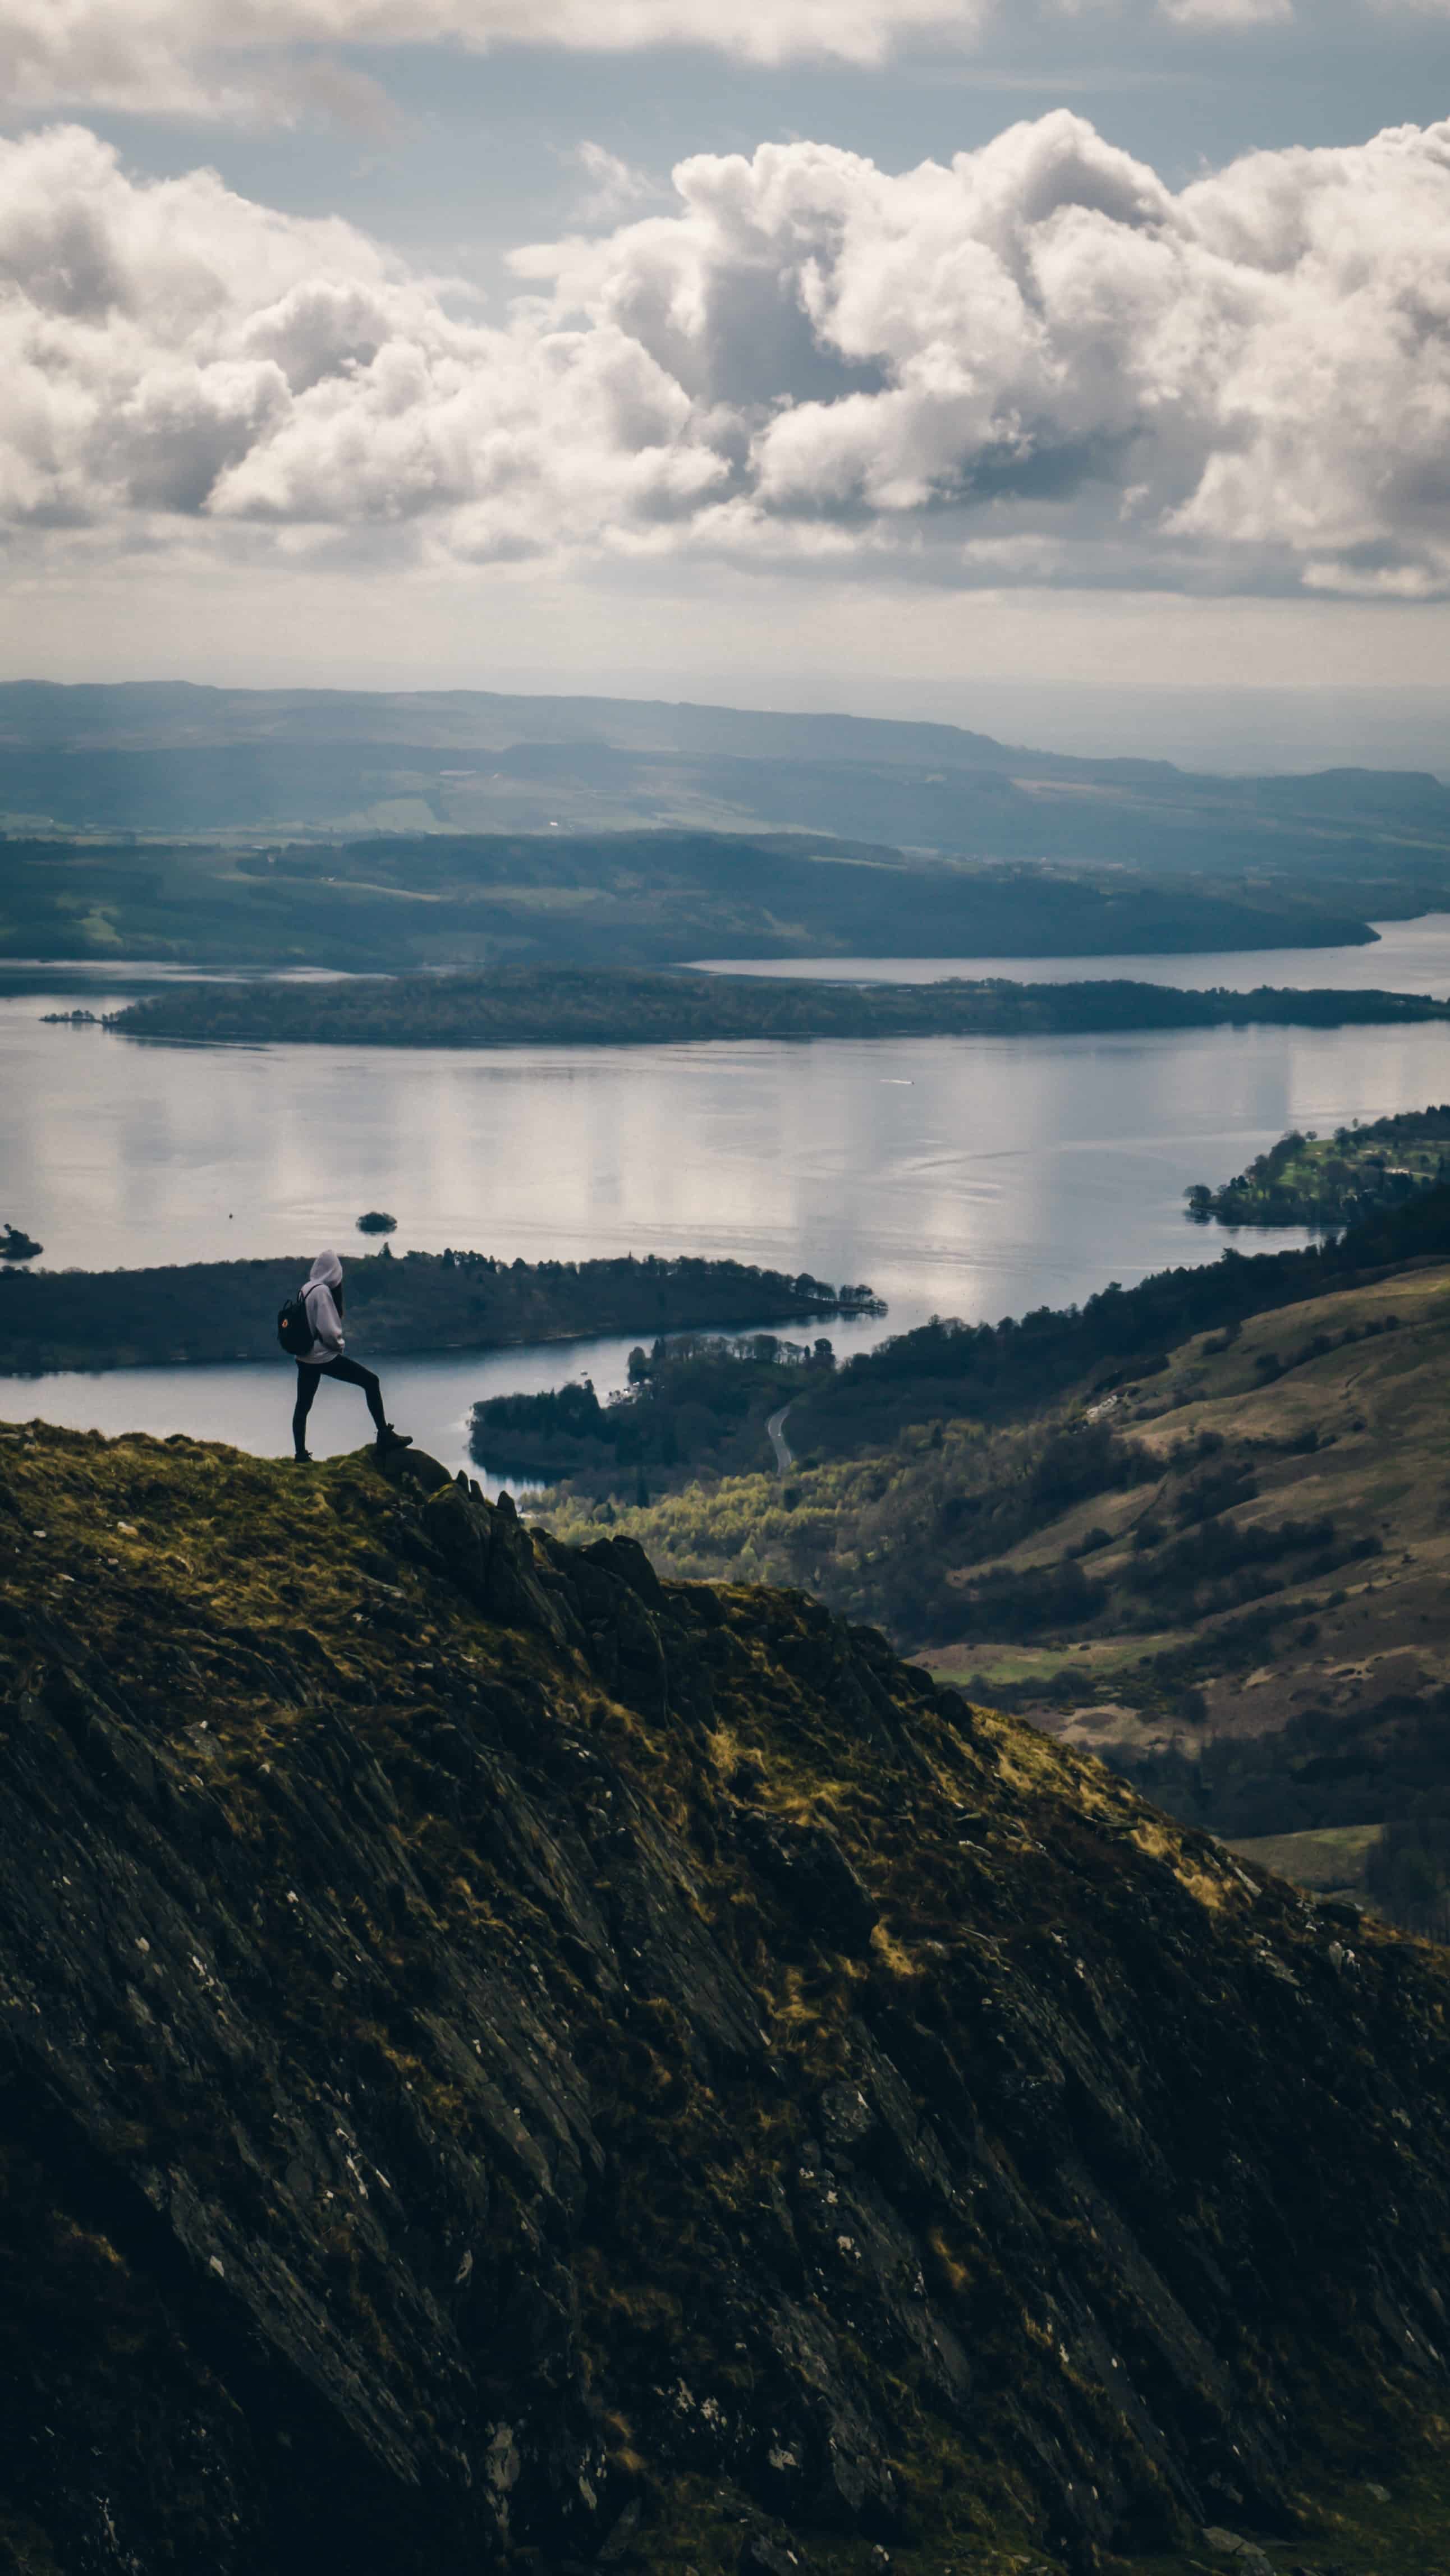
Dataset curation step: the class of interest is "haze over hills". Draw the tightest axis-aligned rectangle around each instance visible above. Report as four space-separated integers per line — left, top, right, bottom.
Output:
0 680 1148 772
3 681 1449 880
10 679 1450 970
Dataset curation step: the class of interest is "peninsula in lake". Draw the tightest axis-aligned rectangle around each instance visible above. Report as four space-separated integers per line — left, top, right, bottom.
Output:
0 1249 874 1376
1187 1105 1450 1229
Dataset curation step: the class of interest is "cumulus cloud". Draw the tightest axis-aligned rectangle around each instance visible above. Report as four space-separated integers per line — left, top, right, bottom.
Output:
0 124 724 560
4 114 1450 597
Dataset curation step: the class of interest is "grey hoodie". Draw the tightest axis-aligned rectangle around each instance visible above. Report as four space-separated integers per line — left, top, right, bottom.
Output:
300 1250 345 1366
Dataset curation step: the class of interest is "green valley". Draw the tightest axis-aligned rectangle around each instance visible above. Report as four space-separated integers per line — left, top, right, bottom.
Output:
538 1188 1450 1934
471 1331 840 1498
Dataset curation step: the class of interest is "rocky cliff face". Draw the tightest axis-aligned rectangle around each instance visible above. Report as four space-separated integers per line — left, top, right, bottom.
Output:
2 1424 1449 2576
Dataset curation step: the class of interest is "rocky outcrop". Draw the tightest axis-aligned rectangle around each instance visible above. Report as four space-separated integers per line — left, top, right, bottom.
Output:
2 1425 1449 2574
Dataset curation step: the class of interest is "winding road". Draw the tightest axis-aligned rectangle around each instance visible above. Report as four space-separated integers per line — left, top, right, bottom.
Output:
766 1403 796 1475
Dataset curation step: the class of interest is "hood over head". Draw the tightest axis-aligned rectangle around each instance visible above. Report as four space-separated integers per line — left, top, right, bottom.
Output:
306 1251 342 1289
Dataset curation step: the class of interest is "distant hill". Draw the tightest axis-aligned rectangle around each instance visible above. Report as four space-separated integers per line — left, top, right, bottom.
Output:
0 826 1378 967
0 677 1180 772
3 680 1450 891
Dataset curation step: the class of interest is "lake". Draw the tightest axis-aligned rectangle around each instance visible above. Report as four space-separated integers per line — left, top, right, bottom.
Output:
697 913 1450 995
6 922 1450 1474
0 1332 816 1499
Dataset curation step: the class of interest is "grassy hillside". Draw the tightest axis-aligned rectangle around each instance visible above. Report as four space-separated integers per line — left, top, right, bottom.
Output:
1225 1823 1384 1902
6 1421 1450 2573
540 1196 1450 1922
917 1259 1450 1791
547 1258 1450 1667
0 827 1380 969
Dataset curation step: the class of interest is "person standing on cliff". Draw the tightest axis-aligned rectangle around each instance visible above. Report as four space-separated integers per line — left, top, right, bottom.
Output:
290 1251 412 1464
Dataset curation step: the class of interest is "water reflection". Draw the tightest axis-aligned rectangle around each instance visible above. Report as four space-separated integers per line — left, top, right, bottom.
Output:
0 1331 744 1484
7 1001 1450 1317
697 916 1450 997
4 930 1450 1455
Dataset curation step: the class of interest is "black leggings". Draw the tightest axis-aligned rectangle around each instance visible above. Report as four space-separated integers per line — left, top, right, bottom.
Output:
293 1355 387 1454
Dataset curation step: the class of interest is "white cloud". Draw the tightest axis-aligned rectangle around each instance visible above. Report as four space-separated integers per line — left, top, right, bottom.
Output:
0 123 724 560
0 0 995 119
4 113 1450 597
1159 0 1293 24
1 0 1439 122
570 142 659 226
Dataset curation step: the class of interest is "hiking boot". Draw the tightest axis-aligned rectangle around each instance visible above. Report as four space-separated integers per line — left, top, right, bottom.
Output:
292 1451 314 1465
375 1425 412 1455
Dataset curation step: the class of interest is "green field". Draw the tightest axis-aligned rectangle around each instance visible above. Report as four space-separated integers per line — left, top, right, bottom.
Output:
1224 1822 1384 1894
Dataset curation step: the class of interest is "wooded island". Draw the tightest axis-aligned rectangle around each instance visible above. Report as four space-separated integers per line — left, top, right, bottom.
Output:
108 966 1450 1049
0 1248 875 1374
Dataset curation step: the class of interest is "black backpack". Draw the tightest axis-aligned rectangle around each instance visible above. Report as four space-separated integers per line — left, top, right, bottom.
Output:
277 1285 313 1358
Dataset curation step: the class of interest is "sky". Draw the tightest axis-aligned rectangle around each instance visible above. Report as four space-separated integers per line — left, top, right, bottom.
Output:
2 0 1450 762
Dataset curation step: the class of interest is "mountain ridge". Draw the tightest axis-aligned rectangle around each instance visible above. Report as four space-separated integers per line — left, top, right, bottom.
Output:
3 681 1447 868
4 1422 1450 2572
0 680 1181 780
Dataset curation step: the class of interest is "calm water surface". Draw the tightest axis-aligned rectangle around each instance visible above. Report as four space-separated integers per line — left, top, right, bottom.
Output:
6 923 1450 1469
698 915 1450 994
1 1332 819 1492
